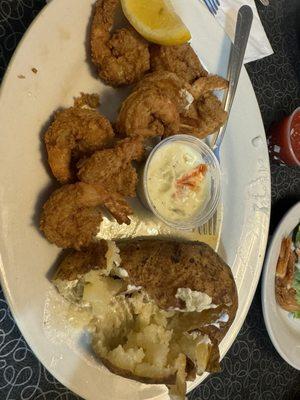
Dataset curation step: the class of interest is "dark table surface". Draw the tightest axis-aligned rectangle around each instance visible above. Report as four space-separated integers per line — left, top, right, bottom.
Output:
0 1 300 399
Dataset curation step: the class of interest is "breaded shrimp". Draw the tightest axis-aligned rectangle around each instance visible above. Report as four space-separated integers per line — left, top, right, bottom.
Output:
138 72 228 138
276 249 300 312
117 71 228 139
180 93 227 139
134 71 193 114
116 87 180 138
178 75 228 137
40 182 132 249
135 71 228 110
150 43 208 84
90 0 150 86
45 95 114 184
97 185 132 225
190 75 228 98
77 137 144 197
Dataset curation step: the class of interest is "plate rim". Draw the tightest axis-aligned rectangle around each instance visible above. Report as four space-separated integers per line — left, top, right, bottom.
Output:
0 0 271 397
261 201 300 371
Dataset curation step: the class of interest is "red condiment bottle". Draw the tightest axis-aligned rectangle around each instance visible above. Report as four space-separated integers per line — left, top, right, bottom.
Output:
268 107 300 166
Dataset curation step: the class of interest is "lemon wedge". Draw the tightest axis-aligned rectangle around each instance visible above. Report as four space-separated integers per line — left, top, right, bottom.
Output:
121 0 191 46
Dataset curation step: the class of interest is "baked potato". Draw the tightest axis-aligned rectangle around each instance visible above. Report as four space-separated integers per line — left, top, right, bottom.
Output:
52 239 238 398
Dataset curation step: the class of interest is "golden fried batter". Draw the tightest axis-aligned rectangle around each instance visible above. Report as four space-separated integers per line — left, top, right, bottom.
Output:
91 0 150 86
134 71 193 114
77 137 144 197
150 43 208 84
116 87 180 138
40 182 132 249
191 75 228 98
117 71 227 139
73 93 100 108
96 185 133 225
45 95 114 184
40 183 104 249
181 93 227 139
180 76 228 138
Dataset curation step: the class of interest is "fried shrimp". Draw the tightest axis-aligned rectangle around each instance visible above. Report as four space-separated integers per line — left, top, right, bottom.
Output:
181 93 227 139
134 71 194 114
135 72 228 106
90 0 150 86
40 183 104 249
150 43 208 84
45 95 114 184
178 75 228 138
96 185 133 225
40 182 132 249
190 75 228 98
275 239 300 313
117 71 228 139
77 137 144 197
116 87 180 138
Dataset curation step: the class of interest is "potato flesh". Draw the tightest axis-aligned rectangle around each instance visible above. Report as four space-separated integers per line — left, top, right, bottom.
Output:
56 270 216 394
91 292 176 378
82 271 125 315
126 324 172 368
52 240 231 400
91 296 134 353
91 291 212 383
108 346 145 371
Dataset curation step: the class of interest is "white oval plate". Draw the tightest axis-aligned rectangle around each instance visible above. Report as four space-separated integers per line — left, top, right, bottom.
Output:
262 202 300 370
0 0 270 399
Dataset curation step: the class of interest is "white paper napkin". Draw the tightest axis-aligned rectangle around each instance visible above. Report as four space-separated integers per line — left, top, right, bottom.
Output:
212 0 273 63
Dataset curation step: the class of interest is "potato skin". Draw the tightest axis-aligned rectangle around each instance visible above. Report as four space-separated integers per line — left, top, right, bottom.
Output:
118 240 238 342
54 239 238 343
53 241 108 282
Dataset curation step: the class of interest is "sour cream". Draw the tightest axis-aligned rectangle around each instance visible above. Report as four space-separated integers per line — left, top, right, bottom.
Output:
146 141 210 222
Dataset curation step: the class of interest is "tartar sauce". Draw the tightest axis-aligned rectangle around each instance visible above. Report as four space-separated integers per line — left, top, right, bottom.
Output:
146 142 210 222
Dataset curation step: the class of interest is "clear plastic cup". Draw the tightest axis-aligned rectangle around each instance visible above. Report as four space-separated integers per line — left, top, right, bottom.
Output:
268 107 300 166
139 135 221 230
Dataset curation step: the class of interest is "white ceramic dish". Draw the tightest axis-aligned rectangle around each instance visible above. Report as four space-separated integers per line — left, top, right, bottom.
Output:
262 202 300 370
0 0 270 399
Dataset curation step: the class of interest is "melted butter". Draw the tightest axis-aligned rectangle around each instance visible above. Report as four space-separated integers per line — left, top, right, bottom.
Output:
147 143 210 222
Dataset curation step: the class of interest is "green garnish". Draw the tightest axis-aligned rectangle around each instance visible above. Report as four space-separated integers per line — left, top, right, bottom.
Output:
292 311 300 319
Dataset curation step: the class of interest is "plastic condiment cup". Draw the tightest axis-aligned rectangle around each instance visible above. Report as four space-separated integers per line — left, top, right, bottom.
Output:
139 135 221 230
